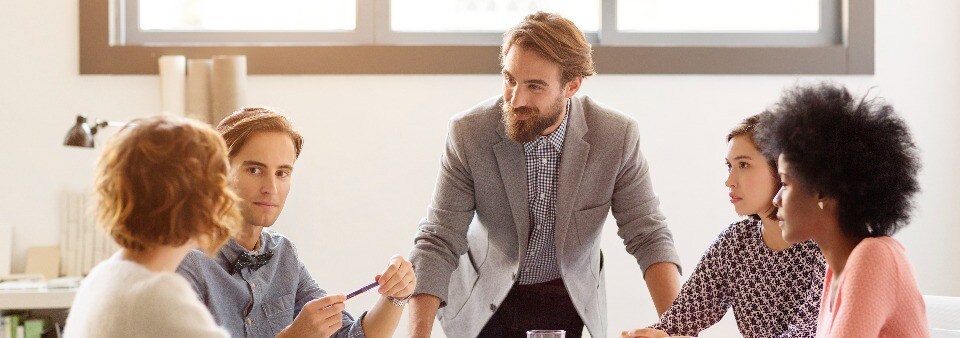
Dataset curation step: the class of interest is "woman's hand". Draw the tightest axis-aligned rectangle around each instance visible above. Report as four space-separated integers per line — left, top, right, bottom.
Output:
621 328 670 338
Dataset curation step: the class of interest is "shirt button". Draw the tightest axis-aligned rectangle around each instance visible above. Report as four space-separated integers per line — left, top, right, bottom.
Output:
540 193 546 199
251 282 256 288
247 318 252 325
490 304 497 312
541 158 547 164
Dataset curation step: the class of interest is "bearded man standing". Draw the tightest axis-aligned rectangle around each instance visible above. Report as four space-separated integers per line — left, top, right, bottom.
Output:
407 11 683 338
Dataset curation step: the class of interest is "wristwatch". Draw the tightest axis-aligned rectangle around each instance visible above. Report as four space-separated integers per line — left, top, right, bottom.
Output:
388 294 412 307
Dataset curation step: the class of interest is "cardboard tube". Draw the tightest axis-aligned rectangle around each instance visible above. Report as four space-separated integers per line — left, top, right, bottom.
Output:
186 59 213 123
158 55 186 116
211 55 247 124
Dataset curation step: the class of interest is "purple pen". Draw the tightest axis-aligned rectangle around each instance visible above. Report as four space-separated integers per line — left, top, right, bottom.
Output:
345 281 379 300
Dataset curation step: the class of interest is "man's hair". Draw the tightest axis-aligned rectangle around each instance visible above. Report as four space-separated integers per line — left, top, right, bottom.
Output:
501 11 596 83
727 111 780 220
758 82 921 238
96 115 241 252
217 107 304 159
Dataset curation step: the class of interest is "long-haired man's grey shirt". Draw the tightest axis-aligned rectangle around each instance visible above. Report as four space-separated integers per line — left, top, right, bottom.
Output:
409 95 682 338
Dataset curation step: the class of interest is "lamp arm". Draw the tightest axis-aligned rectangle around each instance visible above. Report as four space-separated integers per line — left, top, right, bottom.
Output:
90 120 126 135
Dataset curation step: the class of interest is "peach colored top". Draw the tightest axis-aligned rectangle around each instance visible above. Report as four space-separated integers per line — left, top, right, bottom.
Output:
816 236 929 337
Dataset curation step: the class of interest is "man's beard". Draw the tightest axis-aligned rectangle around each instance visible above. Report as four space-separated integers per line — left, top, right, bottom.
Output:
501 96 566 143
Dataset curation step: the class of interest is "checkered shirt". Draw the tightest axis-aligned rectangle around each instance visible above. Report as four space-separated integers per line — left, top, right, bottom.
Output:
517 101 570 285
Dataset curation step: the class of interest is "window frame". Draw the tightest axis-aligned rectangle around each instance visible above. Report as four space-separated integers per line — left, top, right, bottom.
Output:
80 0 874 75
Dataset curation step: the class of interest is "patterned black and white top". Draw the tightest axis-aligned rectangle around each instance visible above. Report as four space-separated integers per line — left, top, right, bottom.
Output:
651 218 825 337
517 102 570 285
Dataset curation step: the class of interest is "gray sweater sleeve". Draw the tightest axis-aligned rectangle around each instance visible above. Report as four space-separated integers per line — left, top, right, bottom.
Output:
612 119 683 274
408 118 477 305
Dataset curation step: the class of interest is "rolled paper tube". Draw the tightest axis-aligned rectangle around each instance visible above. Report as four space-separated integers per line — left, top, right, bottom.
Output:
186 59 213 124
211 55 247 123
158 55 186 116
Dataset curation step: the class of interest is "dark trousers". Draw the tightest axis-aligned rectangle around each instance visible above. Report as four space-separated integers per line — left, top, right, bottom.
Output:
477 278 585 338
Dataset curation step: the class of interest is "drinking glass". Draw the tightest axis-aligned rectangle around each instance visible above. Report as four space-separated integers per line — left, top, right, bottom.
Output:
527 330 565 338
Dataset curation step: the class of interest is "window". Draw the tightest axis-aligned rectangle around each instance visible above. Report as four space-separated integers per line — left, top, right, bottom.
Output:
81 0 874 74
124 0 370 44
123 0 836 47
138 0 356 31
382 0 600 45
607 0 839 47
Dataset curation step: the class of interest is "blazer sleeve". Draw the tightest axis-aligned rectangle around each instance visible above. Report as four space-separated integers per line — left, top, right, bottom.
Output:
408 118 477 305
611 119 682 275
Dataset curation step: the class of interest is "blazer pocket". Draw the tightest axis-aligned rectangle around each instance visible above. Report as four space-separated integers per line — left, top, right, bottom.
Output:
264 293 296 332
574 202 611 246
574 203 610 284
442 252 482 320
465 219 489 272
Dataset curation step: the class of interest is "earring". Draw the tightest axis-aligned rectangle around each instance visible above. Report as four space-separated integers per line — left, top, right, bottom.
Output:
818 201 824 210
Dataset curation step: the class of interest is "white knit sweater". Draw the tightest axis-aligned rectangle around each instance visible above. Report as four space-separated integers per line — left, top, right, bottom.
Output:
64 255 229 338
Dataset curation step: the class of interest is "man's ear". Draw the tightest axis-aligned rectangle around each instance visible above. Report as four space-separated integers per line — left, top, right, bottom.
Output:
564 76 583 98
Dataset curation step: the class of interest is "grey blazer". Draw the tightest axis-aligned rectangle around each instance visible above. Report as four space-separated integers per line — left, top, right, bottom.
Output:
409 95 681 338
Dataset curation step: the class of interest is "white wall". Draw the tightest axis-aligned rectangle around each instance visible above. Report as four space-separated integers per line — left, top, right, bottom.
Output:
1 1 958 337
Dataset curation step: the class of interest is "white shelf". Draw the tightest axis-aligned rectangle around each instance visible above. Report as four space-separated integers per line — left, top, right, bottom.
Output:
0 288 76 310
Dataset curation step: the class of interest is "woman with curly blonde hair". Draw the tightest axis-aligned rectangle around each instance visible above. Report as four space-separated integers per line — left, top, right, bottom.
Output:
65 115 241 338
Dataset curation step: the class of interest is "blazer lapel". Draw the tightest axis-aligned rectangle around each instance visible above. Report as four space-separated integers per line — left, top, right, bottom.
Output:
494 121 532 261
554 97 590 258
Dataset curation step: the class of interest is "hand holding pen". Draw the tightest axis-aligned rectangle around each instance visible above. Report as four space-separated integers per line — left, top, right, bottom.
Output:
278 255 418 338
344 254 417 301
342 254 418 300
375 254 417 301
277 294 346 338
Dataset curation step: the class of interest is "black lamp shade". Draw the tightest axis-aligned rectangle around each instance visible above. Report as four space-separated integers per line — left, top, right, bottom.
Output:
64 115 95 148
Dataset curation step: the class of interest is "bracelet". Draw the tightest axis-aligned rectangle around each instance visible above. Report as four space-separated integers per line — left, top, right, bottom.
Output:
388 294 412 307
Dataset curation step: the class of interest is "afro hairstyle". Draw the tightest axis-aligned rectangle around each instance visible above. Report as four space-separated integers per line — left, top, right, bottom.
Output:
757 82 921 239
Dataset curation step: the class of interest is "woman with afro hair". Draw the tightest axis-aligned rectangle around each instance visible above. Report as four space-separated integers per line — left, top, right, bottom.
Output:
759 83 929 337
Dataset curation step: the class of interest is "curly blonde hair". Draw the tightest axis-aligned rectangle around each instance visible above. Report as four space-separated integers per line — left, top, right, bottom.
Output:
96 115 241 253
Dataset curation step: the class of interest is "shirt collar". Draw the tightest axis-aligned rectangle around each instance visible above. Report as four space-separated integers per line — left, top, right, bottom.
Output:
220 230 269 263
523 100 570 153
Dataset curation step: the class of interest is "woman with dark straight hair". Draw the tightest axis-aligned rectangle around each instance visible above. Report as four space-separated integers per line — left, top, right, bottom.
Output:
622 112 825 338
